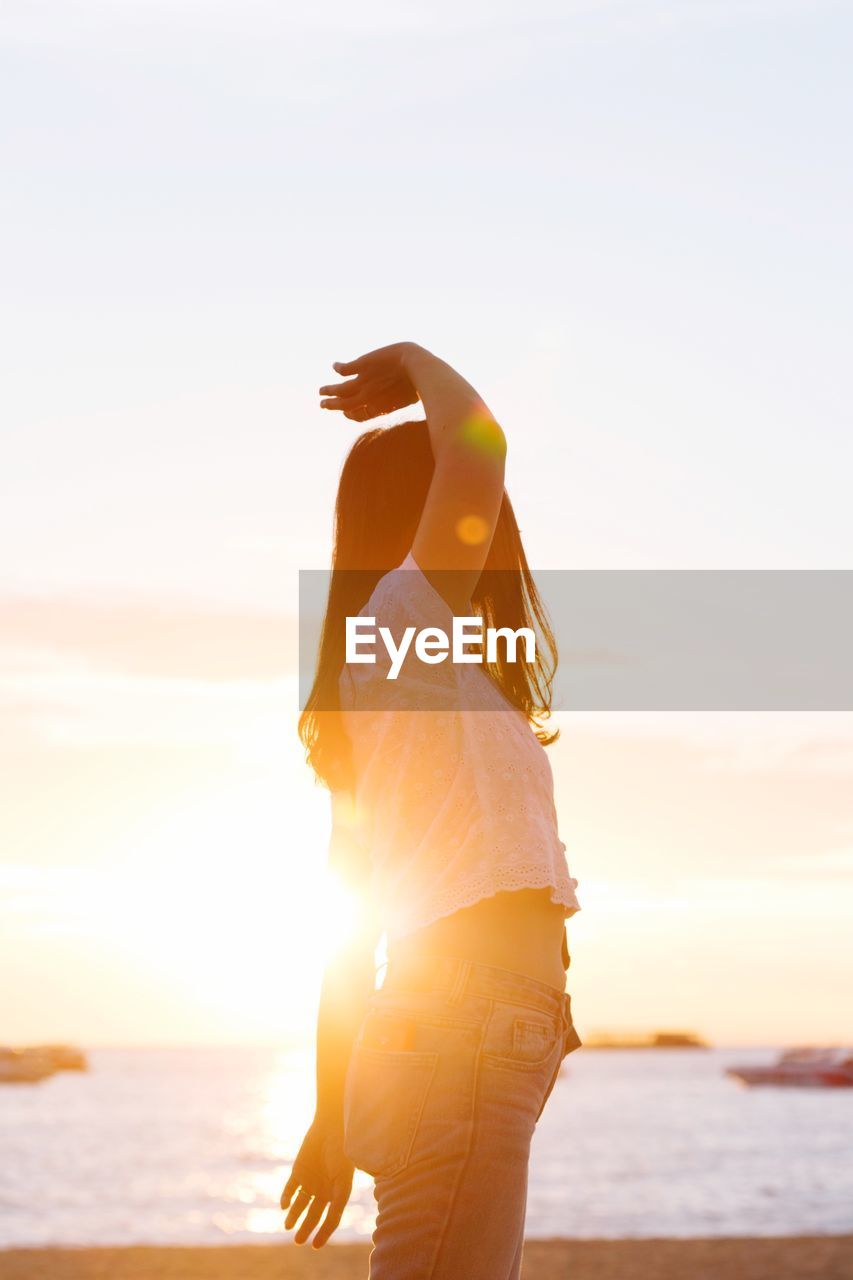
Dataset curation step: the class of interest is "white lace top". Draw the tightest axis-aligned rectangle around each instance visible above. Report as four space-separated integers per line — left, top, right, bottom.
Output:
336 553 580 941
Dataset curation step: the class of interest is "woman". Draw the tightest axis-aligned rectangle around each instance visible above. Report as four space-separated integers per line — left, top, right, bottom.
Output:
282 342 581 1278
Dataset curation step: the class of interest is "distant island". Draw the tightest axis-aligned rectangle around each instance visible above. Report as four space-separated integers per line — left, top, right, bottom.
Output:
0 1044 88 1084
584 1030 709 1049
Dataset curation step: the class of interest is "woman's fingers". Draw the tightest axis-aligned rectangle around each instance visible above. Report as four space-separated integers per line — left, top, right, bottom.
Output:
332 346 402 378
333 355 378 376
311 1179 350 1248
320 375 385 405
293 1195 327 1245
332 343 412 381
280 1173 298 1210
319 381 361 399
283 1187 313 1231
319 373 373 398
320 396 357 410
322 375 402 417
342 403 377 422
341 378 412 419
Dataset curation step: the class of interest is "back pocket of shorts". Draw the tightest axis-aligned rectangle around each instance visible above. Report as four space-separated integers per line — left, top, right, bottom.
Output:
483 1007 561 1070
343 1013 438 1179
512 1017 557 1065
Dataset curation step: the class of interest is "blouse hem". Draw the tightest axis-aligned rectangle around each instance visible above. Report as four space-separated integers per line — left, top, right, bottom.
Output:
384 871 581 943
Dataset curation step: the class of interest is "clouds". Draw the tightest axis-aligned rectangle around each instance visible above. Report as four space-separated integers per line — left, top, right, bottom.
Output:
0 592 297 681
0 593 298 761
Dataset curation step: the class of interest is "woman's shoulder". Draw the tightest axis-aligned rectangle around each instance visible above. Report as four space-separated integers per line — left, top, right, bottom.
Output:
340 553 459 705
362 552 453 631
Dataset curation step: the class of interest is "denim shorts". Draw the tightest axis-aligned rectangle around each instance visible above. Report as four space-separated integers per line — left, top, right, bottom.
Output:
342 953 581 1279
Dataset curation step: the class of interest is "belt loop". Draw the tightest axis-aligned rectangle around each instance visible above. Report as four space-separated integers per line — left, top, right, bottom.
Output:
561 927 570 971
447 958 472 1005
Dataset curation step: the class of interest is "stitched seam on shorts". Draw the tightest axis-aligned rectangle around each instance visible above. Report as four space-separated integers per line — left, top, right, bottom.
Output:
395 1053 439 1177
481 1016 562 1073
485 991 564 1017
366 1002 484 1033
397 1013 483 1032
424 999 490 1279
383 979 562 1020
481 1046 561 1073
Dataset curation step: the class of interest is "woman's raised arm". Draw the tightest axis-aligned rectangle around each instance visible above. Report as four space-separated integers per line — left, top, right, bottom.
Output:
320 343 506 610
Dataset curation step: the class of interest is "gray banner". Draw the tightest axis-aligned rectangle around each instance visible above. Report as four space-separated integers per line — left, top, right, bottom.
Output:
299 570 853 711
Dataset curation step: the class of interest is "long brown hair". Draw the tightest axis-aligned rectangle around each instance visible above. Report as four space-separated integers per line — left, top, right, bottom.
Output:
299 420 559 790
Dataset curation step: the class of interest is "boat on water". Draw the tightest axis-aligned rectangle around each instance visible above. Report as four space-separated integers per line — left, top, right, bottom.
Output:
727 1047 853 1088
0 1048 57 1084
0 1044 89 1084
34 1044 89 1072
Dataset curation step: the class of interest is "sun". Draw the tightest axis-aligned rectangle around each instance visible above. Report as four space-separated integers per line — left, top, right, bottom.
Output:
87 770 365 1038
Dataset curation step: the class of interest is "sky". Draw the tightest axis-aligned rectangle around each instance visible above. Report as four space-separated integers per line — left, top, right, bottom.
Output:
1 0 852 1046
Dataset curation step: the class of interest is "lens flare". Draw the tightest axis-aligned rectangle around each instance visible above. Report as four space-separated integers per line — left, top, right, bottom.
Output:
455 514 490 545
459 408 506 458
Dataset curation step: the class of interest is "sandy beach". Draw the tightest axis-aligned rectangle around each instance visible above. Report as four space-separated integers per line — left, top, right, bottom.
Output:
1 1237 852 1280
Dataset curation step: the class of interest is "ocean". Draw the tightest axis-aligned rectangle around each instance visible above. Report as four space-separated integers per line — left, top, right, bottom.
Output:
1 1045 851 1247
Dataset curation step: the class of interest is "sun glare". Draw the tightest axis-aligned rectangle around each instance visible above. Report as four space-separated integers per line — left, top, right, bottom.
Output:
70 773 355 1037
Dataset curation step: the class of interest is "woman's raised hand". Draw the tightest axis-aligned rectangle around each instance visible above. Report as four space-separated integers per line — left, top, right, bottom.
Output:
319 342 421 422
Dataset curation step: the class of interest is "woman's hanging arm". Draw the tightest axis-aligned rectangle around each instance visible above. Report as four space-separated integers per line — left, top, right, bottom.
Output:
280 792 380 1248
